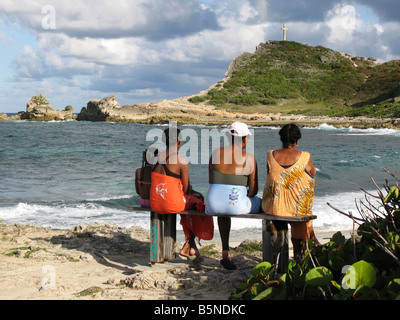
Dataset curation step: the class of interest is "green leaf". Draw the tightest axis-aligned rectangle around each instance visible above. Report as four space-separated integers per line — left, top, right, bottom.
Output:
252 281 286 300
250 283 267 296
253 287 274 300
287 260 306 288
352 285 380 300
341 260 377 290
305 267 333 287
328 250 347 271
230 289 249 300
331 232 346 247
252 262 272 277
382 278 400 300
385 186 399 203
387 232 400 251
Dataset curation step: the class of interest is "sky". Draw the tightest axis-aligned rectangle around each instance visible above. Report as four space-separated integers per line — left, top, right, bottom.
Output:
0 0 399 113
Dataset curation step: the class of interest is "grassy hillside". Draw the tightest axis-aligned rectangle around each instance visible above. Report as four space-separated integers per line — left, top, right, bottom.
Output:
190 41 400 118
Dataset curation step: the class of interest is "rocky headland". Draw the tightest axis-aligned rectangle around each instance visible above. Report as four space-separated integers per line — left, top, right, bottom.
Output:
74 94 400 129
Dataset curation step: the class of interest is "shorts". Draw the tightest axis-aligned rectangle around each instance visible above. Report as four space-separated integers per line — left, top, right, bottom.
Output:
205 184 260 215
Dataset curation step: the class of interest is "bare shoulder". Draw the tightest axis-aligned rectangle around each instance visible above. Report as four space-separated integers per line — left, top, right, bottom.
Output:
177 154 189 165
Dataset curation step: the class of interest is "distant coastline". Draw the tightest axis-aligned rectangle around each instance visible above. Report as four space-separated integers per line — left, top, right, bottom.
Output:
2 108 400 130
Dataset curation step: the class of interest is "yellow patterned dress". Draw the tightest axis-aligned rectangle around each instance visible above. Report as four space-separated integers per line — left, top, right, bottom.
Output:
262 150 315 239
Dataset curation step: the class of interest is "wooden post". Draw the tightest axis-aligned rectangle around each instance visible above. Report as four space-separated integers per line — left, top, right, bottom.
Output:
162 214 176 261
150 212 164 264
262 220 289 273
149 212 177 264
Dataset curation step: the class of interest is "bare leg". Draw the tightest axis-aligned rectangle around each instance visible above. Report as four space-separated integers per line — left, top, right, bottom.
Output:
179 231 201 259
218 217 231 260
218 217 237 269
291 238 303 261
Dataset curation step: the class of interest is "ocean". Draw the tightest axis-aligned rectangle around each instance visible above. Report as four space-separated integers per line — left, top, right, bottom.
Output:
1 120 399 239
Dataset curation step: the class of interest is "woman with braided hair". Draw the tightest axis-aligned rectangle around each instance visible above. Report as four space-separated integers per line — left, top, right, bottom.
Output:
262 124 320 260
135 148 158 208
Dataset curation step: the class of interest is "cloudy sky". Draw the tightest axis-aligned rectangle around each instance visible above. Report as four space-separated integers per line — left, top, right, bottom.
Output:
0 0 399 113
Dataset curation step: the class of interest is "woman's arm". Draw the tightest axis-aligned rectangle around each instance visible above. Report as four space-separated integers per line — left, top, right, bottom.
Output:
247 155 258 197
134 168 141 196
307 156 317 178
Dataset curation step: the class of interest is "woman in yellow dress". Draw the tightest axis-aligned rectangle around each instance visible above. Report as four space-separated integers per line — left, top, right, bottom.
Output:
262 124 320 260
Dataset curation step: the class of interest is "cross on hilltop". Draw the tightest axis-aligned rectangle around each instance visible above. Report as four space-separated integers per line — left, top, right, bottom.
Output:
281 24 288 41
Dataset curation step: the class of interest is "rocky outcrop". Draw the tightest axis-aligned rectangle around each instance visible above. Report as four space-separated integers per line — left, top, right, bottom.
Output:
76 95 240 124
20 93 75 121
77 95 121 121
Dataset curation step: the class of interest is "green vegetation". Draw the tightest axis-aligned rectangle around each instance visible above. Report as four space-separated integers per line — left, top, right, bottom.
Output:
231 169 400 300
31 93 50 107
190 41 400 118
233 241 263 254
5 247 47 258
75 286 104 297
188 96 208 104
199 244 218 257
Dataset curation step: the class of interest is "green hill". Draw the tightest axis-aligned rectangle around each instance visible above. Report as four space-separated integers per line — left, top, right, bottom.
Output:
190 41 400 118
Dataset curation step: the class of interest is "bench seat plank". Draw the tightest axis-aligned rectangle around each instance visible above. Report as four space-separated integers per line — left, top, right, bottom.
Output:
128 206 316 222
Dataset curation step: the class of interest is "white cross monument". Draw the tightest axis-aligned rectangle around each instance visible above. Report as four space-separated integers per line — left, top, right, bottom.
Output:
281 24 288 41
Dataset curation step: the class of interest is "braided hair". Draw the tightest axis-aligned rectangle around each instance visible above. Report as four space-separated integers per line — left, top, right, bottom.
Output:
279 124 302 148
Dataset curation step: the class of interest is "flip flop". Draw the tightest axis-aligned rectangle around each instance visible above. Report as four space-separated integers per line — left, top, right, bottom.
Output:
220 258 237 270
179 253 197 261
179 253 204 262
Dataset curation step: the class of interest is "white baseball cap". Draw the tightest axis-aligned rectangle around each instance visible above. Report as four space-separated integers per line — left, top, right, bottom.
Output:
228 122 252 137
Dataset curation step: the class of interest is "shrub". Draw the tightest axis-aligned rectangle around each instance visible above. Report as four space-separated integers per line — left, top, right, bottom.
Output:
188 96 208 104
231 168 400 300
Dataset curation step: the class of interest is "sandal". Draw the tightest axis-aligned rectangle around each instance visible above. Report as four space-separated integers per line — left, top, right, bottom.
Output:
179 239 203 261
179 253 197 261
220 258 237 270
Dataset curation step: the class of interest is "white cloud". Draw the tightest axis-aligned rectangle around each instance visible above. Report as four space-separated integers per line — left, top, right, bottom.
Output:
1 0 400 113
0 0 220 39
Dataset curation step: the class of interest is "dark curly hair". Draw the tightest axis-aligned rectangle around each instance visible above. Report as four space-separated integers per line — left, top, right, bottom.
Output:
163 127 181 149
279 124 302 148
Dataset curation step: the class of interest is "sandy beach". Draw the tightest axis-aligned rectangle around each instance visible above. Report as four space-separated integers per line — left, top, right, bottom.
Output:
0 222 352 300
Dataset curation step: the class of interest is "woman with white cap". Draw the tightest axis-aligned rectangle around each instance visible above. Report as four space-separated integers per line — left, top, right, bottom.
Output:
206 121 260 270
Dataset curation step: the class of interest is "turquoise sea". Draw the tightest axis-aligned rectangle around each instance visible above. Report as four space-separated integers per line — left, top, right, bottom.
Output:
1 120 399 237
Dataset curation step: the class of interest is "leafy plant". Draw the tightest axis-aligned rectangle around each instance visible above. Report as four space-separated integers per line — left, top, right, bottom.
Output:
231 168 400 300
32 94 50 107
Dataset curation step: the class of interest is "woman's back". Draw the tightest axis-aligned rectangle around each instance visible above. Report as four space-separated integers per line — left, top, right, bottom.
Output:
211 146 254 176
272 149 302 167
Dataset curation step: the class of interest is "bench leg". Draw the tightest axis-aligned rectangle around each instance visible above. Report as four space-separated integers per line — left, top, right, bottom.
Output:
162 214 176 261
150 212 164 263
150 212 177 264
262 220 289 273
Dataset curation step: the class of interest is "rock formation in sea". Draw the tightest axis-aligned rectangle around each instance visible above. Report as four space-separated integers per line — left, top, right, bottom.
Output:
19 93 76 121
77 95 121 122
76 94 240 124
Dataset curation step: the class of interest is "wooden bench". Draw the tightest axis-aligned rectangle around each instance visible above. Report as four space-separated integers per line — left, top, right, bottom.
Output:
128 206 316 272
